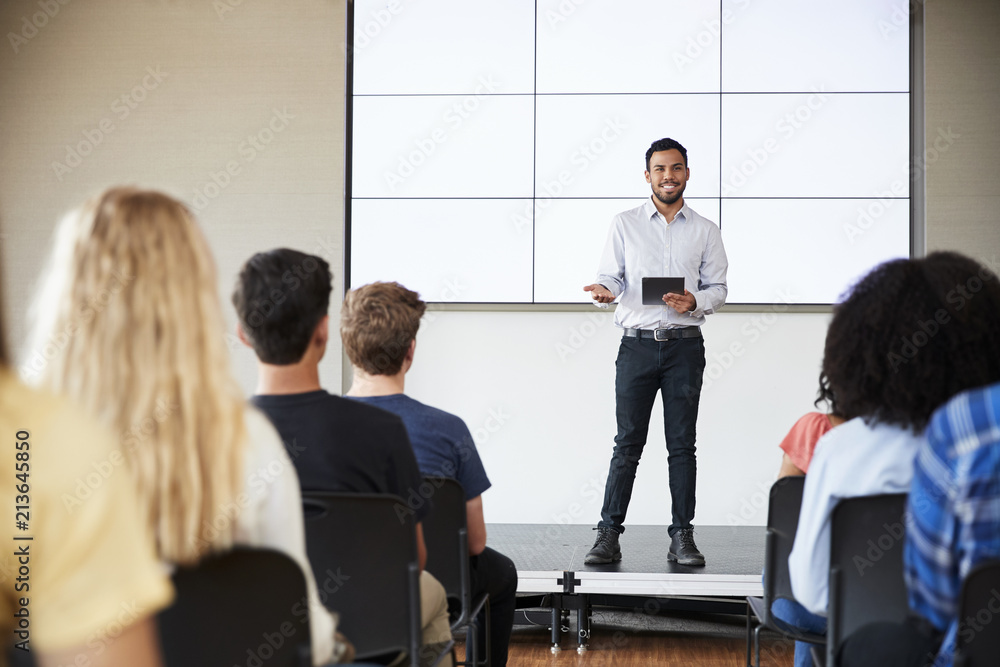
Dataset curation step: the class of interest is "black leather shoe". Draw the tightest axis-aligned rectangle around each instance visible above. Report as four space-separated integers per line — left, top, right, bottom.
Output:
584 526 622 564
668 527 705 566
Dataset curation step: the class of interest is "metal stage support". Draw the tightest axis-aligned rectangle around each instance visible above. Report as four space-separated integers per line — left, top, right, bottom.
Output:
493 524 766 651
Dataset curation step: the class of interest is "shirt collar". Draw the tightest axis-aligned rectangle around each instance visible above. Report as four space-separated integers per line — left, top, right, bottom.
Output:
644 197 688 224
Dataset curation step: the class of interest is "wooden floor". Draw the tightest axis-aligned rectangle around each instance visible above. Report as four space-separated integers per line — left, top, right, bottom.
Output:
456 625 796 667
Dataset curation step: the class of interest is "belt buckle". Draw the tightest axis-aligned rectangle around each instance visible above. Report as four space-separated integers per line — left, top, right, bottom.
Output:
653 328 671 342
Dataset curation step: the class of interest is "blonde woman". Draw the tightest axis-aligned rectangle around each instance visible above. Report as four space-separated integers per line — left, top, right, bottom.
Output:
27 187 342 665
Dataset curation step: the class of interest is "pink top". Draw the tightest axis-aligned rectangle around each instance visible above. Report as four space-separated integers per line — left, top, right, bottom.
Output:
778 412 835 474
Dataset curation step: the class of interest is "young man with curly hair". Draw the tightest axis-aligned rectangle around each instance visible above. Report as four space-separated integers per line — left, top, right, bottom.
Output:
783 252 1000 667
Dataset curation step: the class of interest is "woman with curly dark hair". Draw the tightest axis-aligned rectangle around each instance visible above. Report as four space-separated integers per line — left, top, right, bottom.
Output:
779 251 1000 667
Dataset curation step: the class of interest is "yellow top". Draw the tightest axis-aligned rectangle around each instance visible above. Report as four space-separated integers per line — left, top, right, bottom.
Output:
0 370 173 654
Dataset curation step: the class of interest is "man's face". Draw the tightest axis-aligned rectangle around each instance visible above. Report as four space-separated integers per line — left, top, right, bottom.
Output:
645 149 689 206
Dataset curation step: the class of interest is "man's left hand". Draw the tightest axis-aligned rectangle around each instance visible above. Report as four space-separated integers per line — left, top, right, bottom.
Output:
663 289 696 314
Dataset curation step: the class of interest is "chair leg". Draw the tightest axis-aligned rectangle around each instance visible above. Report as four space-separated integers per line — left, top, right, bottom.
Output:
746 603 752 667
550 606 561 652
466 620 477 667
484 599 491 666
754 623 763 667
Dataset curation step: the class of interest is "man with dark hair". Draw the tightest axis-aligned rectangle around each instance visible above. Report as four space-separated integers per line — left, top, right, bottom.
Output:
582 137 728 566
342 281 518 667
233 249 453 664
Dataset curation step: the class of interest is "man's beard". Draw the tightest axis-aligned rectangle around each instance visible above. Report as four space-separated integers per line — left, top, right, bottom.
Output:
653 187 683 206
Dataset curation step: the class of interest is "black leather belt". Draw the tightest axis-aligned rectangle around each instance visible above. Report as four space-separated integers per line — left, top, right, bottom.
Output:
623 327 702 341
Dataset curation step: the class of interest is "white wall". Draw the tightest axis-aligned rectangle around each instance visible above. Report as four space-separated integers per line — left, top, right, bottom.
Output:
389 309 830 527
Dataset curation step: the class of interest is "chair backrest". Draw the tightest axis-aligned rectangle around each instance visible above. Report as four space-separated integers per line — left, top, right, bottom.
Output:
301 491 421 663
955 559 1000 666
762 475 807 620
826 493 909 666
157 546 311 667
421 476 470 602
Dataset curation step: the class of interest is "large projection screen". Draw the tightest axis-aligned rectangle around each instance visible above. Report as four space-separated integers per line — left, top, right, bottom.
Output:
346 0 913 305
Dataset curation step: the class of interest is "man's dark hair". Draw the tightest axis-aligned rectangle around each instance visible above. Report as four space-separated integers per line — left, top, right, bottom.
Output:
817 251 1000 432
232 248 332 365
645 138 688 172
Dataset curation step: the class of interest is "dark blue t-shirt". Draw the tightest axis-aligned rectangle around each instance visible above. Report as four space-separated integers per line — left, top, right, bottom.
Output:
348 394 491 500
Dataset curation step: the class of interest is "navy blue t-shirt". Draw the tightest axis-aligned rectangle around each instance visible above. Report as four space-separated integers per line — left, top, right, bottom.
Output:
251 390 430 521
348 394 491 501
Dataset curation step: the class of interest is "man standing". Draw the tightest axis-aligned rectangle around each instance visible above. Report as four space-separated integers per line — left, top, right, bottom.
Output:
583 137 728 566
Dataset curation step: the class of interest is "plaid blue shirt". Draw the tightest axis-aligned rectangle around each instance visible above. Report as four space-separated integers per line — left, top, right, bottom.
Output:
906 381 1000 666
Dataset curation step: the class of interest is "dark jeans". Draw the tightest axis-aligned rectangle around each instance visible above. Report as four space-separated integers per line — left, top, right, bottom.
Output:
771 597 827 667
469 546 518 666
599 335 706 537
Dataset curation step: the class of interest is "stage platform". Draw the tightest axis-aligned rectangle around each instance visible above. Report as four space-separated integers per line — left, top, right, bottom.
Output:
488 524 765 650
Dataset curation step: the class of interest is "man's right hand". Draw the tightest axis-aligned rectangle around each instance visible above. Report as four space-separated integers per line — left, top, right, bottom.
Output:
584 284 615 303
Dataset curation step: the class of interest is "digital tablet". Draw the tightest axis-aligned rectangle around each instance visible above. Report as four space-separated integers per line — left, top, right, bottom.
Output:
641 277 685 305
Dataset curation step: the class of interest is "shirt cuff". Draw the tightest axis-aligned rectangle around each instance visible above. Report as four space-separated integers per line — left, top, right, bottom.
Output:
689 291 705 317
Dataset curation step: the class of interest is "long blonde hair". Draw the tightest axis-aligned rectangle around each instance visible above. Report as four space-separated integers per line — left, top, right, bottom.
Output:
28 187 246 564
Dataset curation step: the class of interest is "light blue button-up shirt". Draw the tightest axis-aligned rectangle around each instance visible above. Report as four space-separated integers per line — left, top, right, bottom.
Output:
595 197 728 330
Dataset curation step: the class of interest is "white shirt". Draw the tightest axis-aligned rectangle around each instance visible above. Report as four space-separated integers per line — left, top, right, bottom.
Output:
595 197 728 330
788 417 923 615
238 408 337 665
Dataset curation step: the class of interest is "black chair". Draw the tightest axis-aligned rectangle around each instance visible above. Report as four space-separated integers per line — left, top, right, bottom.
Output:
302 491 430 666
745 476 826 667
955 559 1000 666
422 476 490 666
824 493 909 666
158 546 312 667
